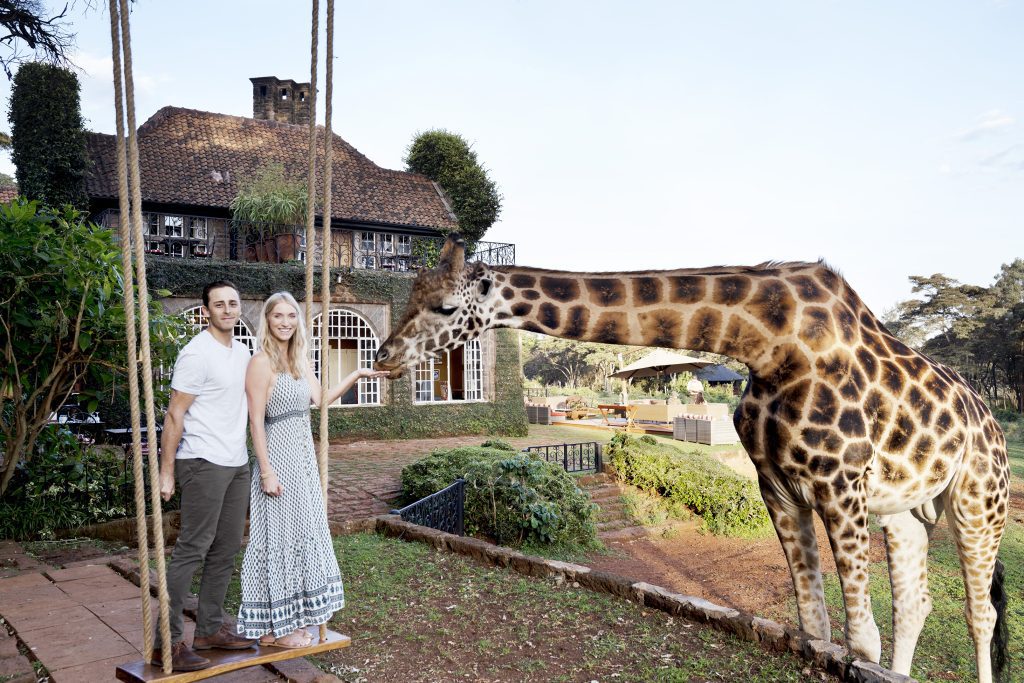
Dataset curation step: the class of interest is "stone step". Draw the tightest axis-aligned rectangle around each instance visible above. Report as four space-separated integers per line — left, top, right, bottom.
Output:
576 473 612 487
585 483 627 501
596 518 633 533
599 525 652 542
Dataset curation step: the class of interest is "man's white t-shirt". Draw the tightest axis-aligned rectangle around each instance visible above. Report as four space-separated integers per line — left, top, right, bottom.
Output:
170 330 251 467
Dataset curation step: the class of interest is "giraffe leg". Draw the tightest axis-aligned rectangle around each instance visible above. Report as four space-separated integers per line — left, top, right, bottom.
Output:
758 477 830 640
947 475 1007 683
820 494 881 663
879 509 935 675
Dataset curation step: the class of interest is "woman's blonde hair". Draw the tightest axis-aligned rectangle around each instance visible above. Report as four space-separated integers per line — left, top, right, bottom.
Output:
257 291 307 379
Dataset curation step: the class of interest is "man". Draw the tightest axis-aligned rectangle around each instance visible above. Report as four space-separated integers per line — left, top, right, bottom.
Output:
153 281 255 671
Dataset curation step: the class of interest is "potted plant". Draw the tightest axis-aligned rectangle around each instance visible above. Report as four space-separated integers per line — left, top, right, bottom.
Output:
230 164 310 263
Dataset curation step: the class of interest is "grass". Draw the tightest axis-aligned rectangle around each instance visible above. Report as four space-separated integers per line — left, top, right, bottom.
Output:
202 532 834 681
314 532 834 682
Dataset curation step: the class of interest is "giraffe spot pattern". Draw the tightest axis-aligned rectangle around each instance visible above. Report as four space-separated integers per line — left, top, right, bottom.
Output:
687 307 723 349
510 274 536 288
540 276 580 303
632 277 663 305
638 309 681 347
593 313 627 344
539 303 560 330
744 279 795 335
669 275 706 304
720 315 768 360
713 275 752 305
564 305 590 339
584 278 626 306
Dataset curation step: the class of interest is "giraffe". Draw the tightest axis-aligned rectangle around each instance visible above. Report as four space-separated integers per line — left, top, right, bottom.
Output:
374 234 1011 682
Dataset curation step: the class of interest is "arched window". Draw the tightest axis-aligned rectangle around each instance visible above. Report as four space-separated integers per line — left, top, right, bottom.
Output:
413 340 484 403
311 309 380 406
180 306 256 354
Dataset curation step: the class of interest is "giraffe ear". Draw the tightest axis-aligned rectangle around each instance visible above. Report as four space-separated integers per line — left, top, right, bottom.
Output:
439 232 466 286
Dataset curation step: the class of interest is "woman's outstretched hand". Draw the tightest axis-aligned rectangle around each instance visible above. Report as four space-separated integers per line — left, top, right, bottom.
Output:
356 368 390 380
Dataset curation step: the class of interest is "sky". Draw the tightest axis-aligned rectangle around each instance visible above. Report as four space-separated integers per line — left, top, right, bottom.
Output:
1 1 1021 316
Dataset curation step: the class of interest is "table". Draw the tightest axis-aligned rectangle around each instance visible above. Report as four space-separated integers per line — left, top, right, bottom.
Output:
596 404 641 433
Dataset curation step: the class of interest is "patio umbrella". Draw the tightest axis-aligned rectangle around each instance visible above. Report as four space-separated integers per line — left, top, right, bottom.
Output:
609 350 714 397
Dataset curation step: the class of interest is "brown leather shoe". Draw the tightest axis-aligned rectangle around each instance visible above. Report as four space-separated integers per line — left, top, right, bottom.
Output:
192 623 257 651
150 641 211 671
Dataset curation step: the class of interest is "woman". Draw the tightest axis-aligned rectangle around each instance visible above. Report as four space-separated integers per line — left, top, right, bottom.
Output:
237 292 388 648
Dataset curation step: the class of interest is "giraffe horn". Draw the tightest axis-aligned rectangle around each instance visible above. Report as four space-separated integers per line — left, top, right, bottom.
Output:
439 232 466 285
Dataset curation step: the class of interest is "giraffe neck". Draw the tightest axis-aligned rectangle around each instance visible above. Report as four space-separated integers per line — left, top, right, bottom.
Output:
491 262 856 376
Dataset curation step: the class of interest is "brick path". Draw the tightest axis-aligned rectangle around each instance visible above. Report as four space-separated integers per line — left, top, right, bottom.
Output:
0 541 334 682
324 424 613 526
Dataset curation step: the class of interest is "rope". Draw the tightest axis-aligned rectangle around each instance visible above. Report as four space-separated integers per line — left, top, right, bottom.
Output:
317 0 335 644
109 0 173 671
304 0 319 338
105 0 153 663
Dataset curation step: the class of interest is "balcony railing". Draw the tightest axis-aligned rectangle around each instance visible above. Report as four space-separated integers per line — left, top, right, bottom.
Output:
94 209 516 268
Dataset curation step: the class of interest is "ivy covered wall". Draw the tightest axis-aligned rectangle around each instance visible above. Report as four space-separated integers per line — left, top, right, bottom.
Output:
147 257 528 440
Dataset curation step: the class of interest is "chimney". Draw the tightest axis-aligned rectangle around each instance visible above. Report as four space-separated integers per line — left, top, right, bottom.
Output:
250 76 312 125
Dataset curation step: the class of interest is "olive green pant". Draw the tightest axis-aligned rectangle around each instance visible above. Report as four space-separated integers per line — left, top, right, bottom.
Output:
162 457 250 643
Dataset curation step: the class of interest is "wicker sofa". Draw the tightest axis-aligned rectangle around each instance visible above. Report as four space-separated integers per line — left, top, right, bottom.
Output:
630 402 730 423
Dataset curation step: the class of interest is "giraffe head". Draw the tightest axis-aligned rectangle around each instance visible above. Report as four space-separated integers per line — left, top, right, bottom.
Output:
374 233 499 378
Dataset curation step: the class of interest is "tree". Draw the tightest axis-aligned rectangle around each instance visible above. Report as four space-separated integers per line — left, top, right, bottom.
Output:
0 1 73 79
0 200 181 495
404 129 502 244
8 61 87 207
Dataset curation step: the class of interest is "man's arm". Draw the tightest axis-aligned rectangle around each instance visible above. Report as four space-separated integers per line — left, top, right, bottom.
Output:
159 389 196 502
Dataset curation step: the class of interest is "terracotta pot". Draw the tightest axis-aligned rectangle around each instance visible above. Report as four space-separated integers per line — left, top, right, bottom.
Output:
275 233 298 262
244 243 259 262
262 236 278 262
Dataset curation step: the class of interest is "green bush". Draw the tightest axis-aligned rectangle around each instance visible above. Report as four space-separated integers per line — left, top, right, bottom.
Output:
0 425 176 540
480 439 516 451
400 444 598 549
703 384 742 411
606 433 771 538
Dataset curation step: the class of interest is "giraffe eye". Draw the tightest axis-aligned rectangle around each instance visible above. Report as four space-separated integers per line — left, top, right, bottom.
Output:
432 305 458 316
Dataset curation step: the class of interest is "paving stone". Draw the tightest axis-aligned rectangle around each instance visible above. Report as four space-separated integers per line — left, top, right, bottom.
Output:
49 653 138 683
0 652 35 678
20 617 135 671
5 603 95 633
0 571 52 594
270 655 343 682
0 582 68 608
57 572 141 604
47 563 118 582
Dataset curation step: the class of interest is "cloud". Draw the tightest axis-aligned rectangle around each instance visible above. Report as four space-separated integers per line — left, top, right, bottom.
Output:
978 144 1024 172
957 109 1015 141
72 51 114 81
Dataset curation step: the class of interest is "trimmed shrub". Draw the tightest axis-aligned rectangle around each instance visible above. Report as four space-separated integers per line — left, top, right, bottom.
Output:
606 433 771 538
401 444 598 549
480 439 516 452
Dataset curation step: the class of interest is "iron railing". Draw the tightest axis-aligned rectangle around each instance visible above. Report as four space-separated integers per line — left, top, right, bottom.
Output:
390 479 465 536
95 208 516 268
523 442 603 474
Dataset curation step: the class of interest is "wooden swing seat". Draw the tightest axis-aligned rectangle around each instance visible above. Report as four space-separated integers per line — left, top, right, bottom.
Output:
115 628 350 682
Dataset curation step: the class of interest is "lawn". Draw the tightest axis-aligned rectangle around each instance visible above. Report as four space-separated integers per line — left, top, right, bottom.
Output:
211 532 836 682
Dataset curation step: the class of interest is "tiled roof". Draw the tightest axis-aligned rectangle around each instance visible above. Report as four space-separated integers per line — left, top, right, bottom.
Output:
0 185 18 204
85 107 458 231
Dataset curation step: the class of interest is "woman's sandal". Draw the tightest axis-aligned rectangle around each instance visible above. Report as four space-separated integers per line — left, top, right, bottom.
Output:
259 630 313 649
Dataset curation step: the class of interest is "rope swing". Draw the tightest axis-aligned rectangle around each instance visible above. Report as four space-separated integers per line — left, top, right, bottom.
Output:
112 0 347 678
107 0 173 672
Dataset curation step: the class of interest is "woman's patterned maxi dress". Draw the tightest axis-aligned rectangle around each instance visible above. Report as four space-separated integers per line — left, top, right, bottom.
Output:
237 372 344 638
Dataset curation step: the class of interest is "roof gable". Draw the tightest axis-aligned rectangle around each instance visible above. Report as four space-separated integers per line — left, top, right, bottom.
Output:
85 106 457 230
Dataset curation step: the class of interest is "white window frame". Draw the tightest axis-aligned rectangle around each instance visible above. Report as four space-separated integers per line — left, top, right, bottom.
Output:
310 308 381 406
189 217 208 240
412 340 484 404
168 242 187 258
164 215 184 238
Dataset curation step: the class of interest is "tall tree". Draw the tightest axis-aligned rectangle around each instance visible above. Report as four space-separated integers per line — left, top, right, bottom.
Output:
405 129 502 244
0 1 73 79
0 201 181 495
8 61 87 207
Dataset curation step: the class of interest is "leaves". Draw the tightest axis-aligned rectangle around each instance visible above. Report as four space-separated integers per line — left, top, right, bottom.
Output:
404 129 502 244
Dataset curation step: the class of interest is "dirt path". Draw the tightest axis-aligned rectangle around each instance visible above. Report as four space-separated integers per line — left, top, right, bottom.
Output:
588 515 888 623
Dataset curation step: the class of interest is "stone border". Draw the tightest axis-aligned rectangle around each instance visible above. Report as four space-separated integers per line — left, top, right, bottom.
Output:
374 514 915 683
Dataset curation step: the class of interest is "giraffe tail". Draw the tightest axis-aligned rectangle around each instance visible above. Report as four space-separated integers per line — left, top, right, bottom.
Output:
991 558 1009 683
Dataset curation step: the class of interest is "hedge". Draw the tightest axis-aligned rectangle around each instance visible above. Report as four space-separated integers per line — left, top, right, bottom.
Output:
606 433 771 538
401 444 598 549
